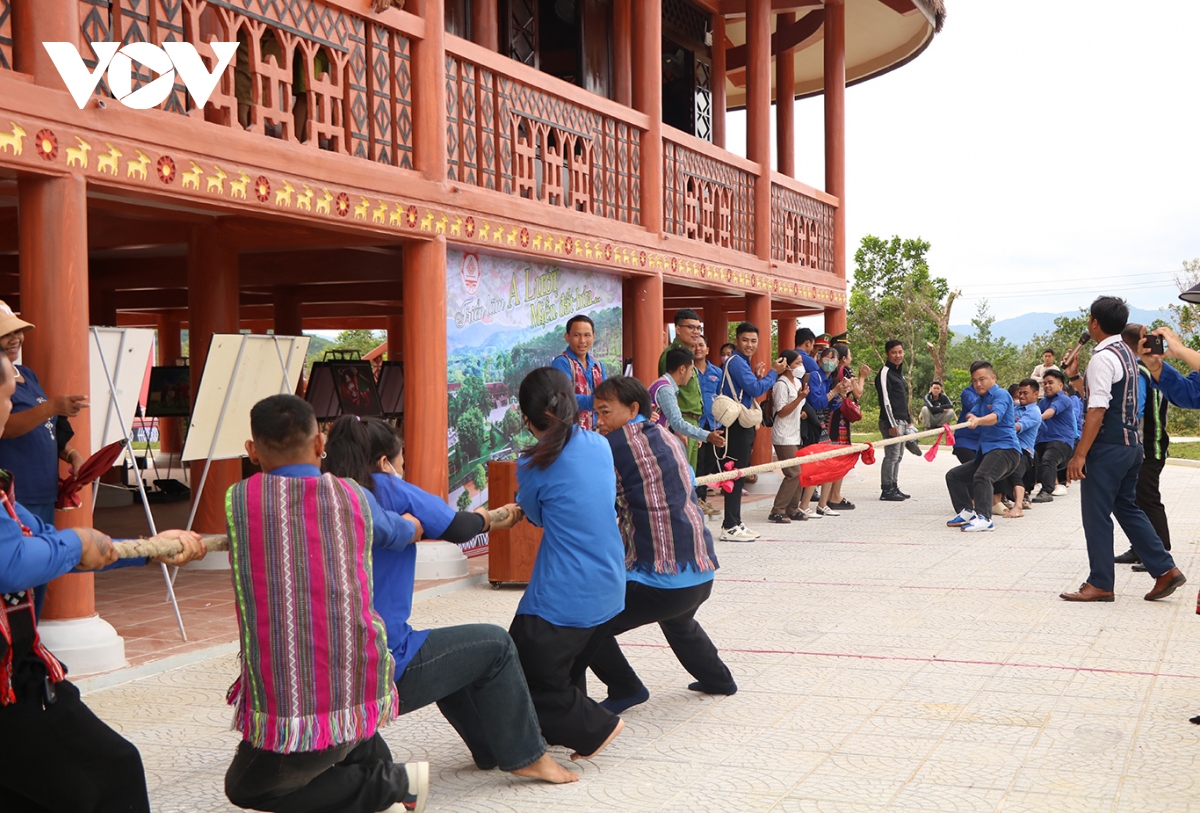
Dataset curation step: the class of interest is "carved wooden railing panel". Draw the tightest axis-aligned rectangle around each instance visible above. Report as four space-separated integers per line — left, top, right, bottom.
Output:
70 0 414 165
446 42 643 225
663 130 755 255
771 179 835 273
0 0 12 71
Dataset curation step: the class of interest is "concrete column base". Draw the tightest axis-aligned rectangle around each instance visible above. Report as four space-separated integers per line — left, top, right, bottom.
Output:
414 541 469 580
184 550 231 571
38 615 126 676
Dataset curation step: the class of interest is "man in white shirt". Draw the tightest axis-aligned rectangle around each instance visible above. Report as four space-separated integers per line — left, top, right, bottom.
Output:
1059 296 1184 603
1031 348 1060 396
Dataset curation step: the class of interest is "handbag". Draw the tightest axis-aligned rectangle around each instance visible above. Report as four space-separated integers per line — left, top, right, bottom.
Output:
839 397 863 423
711 360 762 429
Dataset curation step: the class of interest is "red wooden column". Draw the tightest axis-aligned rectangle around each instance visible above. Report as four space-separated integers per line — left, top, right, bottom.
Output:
19 175 97 620
273 287 303 337
156 312 183 455
403 237 449 499
386 312 405 362
632 0 663 234
746 293 772 465
746 0 772 260
472 0 499 51
824 0 848 335
711 13 727 150
188 223 241 535
613 0 632 108
629 274 664 385
778 317 797 352
776 12 796 177
13 0 78 85
622 277 636 371
413 0 448 180
702 298 728 363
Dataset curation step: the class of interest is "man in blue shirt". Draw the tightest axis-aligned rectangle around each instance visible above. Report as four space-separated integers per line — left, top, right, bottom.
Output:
1001 379 1043 518
717 322 787 542
953 384 980 464
550 314 605 431
944 360 1021 533
692 335 724 516
1031 369 1076 503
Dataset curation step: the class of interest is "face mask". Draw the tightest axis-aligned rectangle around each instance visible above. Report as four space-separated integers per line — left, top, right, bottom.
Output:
821 360 838 372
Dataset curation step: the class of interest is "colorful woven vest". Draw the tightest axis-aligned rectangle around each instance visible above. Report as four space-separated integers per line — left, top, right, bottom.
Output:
225 472 398 753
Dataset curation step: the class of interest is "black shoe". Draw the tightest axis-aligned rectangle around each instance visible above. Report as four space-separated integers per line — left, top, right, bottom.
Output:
906 440 923 456
1132 563 1148 573
1114 548 1141 564
896 488 911 499
828 499 856 510
767 513 791 524
1031 493 1054 503
688 681 738 696
787 512 808 521
880 489 906 502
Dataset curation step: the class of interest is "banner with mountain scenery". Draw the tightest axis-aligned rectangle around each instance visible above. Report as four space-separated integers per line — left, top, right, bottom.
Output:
445 250 623 555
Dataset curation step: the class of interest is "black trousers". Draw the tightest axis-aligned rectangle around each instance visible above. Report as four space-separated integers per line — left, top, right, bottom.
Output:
695 440 720 501
1135 456 1171 551
0 672 149 813
225 733 406 813
1035 441 1074 493
997 454 1030 497
589 580 734 699
508 614 619 755
721 423 756 529
946 449 1020 520
952 446 977 465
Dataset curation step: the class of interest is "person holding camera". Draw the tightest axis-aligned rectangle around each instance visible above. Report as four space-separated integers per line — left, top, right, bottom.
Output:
1059 297 1184 603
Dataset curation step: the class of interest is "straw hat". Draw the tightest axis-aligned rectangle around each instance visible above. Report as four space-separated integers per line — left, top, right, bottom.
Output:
0 300 32 338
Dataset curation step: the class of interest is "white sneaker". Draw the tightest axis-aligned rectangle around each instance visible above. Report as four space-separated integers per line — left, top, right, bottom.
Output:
1029 484 1042 498
738 523 761 538
961 516 995 533
720 525 759 542
1052 484 1068 497
816 506 840 517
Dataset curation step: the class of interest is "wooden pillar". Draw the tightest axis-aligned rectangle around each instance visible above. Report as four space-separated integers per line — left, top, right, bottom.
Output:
778 316 797 352
156 312 183 455
825 0 847 295
413 0 448 180
622 277 636 372
273 287 303 337
776 12 796 177
187 223 241 535
704 298 728 363
402 238 449 499
613 0 632 108
824 306 846 337
747 0 772 260
386 312 405 362
19 174 94 621
630 274 664 384
746 292 772 466
632 0 663 234
711 13 727 150
13 0 79 87
471 0 499 51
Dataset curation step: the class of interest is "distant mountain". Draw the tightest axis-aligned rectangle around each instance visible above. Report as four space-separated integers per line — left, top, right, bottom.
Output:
447 321 527 353
951 306 1170 346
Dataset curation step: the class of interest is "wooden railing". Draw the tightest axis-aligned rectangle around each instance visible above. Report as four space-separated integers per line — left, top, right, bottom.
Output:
662 126 757 256
73 0 419 167
445 36 647 225
770 173 837 274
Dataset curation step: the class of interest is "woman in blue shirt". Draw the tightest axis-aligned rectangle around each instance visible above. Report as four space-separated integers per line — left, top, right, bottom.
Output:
323 416 577 784
511 367 627 761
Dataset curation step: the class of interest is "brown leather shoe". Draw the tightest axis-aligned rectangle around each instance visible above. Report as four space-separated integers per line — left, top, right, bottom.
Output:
1060 582 1115 602
1145 568 1186 601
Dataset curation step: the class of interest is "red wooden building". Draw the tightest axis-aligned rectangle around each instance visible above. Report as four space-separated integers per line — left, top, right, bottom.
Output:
0 0 944 663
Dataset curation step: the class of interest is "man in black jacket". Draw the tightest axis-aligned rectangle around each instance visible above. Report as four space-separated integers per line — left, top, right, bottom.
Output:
875 340 922 501
919 381 957 430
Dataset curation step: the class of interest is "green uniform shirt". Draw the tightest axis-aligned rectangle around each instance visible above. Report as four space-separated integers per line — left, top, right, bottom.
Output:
658 339 703 416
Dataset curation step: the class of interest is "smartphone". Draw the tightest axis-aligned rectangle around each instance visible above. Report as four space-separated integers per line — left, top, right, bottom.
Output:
801 372 811 386
1144 333 1165 355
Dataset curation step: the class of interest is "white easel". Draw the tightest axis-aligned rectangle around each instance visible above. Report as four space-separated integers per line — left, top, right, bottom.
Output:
89 326 188 641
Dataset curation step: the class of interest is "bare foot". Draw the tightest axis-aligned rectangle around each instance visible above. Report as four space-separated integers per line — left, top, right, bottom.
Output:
1002 508 1024 519
570 717 625 762
510 753 579 783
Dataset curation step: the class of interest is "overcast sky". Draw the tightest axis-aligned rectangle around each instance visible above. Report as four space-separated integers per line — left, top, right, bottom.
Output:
727 1 1200 323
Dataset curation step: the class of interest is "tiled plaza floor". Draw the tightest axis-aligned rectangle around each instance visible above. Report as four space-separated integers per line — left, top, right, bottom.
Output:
83 451 1200 812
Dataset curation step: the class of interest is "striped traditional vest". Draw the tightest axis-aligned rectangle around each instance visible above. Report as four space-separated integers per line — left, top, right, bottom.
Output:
225 472 398 753
1086 340 1141 447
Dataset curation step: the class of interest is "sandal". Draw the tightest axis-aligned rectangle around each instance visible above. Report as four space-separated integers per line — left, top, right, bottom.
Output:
828 499 856 510
767 513 791 524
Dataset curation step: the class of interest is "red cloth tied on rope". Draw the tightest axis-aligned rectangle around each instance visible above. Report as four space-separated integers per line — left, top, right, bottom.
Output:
923 425 956 462
794 442 867 488
717 461 737 493
56 439 129 509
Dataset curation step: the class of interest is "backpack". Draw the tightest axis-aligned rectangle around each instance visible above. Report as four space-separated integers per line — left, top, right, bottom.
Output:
761 389 776 428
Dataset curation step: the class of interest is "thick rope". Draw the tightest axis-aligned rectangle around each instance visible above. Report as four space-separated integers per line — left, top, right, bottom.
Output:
694 422 970 486
112 507 520 559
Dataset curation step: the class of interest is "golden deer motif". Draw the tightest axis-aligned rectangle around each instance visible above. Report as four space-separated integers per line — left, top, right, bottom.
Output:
295 185 315 211
316 188 334 215
181 161 204 189
127 149 151 180
450 216 462 237
435 215 448 234
230 171 251 199
0 123 27 156
372 200 388 224
354 197 371 220
389 203 405 226
206 165 229 194
478 222 491 242
275 181 295 207
97 143 122 175
65 137 92 168
419 210 434 231
533 233 543 250
507 226 519 245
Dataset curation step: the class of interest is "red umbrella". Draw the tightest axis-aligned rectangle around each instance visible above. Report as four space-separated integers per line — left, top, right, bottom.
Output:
57 439 129 509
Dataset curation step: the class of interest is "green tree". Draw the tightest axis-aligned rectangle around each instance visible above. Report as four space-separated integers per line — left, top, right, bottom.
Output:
472 463 487 490
500 405 524 440
458 406 487 459
948 300 1022 387
456 490 472 511
1167 258 1200 350
330 329 385 358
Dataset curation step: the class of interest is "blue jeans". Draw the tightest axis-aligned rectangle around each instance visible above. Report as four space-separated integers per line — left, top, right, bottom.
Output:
1080 443 1175 592
396 624 546 772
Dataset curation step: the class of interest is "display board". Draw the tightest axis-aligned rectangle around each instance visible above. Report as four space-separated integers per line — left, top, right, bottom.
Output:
376 361 405 419
145 365 192 417
89 327 156 459
306 360 384 421
181 334 310 462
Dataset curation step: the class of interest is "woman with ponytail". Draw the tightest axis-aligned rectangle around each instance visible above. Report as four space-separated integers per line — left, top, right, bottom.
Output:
324 415 578 785
509 367 627 761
